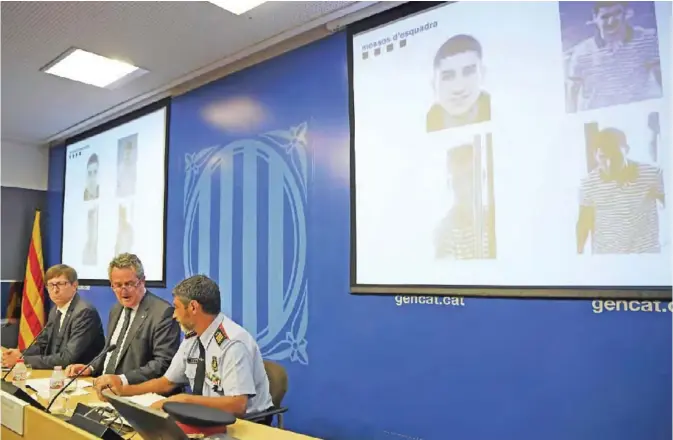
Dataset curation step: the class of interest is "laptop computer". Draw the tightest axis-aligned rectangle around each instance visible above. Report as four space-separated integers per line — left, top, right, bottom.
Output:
104 392 190 440
104 392 240 440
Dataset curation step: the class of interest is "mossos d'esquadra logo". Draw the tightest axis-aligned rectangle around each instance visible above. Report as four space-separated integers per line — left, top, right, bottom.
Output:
183 123 310 365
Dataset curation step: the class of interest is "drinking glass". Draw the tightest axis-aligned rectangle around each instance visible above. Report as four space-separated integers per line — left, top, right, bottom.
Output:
65 377 78 394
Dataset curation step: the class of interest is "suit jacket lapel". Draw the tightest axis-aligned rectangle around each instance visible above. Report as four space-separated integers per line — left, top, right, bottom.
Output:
108 305 123 346
59 295 79 334
53 295 79 351
117 295 150 364
45 307 59 349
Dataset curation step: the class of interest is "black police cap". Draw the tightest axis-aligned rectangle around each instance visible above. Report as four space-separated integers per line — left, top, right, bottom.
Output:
163 402 236 427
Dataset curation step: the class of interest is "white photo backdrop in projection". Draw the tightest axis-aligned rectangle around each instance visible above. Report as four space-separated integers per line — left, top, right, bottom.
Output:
62 106 168 282
350 1 671 292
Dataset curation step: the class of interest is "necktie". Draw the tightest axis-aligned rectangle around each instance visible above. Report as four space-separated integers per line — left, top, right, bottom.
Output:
56 310 63 332
48 311 63 354
105 308 132 374
192 338 206 396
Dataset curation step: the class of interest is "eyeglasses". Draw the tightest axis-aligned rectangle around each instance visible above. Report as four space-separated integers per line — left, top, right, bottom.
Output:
111 280 141 292
46 281 70 290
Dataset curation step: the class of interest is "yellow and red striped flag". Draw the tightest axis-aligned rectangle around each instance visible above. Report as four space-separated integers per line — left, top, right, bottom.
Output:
18 210 46 350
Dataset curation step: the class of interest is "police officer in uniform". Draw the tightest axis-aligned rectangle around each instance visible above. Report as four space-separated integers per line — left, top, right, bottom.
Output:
95 275 273 420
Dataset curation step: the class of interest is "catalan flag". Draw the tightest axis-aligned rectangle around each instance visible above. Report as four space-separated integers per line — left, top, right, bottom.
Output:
18 210 46 350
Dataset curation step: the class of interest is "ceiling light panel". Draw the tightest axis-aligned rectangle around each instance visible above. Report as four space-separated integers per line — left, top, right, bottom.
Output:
43 48 146 89
208 0 267 15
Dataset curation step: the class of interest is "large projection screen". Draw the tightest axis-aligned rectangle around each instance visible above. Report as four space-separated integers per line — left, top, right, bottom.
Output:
348 1 671 298
61 99 170 286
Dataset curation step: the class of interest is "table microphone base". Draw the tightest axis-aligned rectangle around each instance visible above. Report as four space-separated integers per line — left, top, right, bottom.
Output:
69 413 124 440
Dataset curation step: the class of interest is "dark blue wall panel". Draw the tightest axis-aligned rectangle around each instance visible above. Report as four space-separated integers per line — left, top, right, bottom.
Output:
45 32 672 440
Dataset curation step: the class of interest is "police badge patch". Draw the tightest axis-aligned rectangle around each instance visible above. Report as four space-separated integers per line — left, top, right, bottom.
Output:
211 356 218 371
207 371 222 392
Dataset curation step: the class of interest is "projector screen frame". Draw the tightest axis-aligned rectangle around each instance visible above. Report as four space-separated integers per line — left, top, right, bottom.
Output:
60 98 172 288
346 2 672 300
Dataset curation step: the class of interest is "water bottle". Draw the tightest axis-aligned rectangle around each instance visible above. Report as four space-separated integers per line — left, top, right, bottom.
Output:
49 366 66 413
12 359 27 390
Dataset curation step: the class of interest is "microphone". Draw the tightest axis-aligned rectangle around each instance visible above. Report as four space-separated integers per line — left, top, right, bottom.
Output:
46 344 117 413
2 324 49 381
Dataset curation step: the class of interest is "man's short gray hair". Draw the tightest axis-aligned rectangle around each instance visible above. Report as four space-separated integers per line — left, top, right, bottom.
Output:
173 275 221 315
108 253 145 279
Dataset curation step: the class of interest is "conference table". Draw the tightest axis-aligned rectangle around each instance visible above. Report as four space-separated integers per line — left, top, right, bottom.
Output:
1 370 319 440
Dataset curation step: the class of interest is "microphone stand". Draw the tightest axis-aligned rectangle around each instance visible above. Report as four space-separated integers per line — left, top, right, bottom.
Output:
2 324 49 381
46 343 116 413
64 344 124 440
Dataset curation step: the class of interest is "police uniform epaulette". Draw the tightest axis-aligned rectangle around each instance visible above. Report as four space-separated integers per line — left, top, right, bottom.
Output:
213 324 228 347
184 331 197 339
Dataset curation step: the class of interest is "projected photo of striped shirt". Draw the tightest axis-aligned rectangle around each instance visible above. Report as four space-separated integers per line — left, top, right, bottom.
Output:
560 2 662 113
434 208 495 260
433 134 497 261
566 26 661 112
579 161 664 254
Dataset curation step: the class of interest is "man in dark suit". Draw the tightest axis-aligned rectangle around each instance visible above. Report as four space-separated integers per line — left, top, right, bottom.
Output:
1 265 105 369
65 253 180 386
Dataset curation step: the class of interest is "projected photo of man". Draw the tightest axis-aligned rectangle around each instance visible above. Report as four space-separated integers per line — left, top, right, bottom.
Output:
83 153 99 201
114 204 134 255
116 134 138 198
434 134 497 260
560 1 662 113
576 127 665 255
426 34 491 133
82 207 98 265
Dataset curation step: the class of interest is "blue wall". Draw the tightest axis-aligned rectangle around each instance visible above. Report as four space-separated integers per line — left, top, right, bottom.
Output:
46 32 672 440
1 186 47 281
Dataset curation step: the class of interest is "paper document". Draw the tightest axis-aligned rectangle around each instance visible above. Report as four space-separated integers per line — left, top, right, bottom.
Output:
127 393 165 407
26 378 92 398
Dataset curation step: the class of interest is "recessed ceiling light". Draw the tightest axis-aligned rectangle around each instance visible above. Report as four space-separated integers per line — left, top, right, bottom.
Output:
208 0 267 15
42 48 147 89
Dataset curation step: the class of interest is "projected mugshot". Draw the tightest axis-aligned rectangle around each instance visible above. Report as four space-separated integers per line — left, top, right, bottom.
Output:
114 203 135 255
83 153 100 201
426 34 491 133
116 134 138 198
560 1 663 113
434 134 497 260
576 121 666 255
82 207 99 265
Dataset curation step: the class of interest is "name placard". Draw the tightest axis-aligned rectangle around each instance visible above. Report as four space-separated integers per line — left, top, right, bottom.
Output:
1 390 27 435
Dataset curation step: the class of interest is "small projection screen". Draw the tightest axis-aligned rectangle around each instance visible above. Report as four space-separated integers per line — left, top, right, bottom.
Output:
61 100 170 286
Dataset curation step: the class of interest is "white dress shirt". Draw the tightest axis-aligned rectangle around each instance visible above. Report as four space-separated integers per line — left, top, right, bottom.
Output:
102 303 140 385
164 313 273 413
56 300 73 331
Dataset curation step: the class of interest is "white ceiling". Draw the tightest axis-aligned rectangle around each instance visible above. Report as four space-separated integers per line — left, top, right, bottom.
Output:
0 1 389 146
